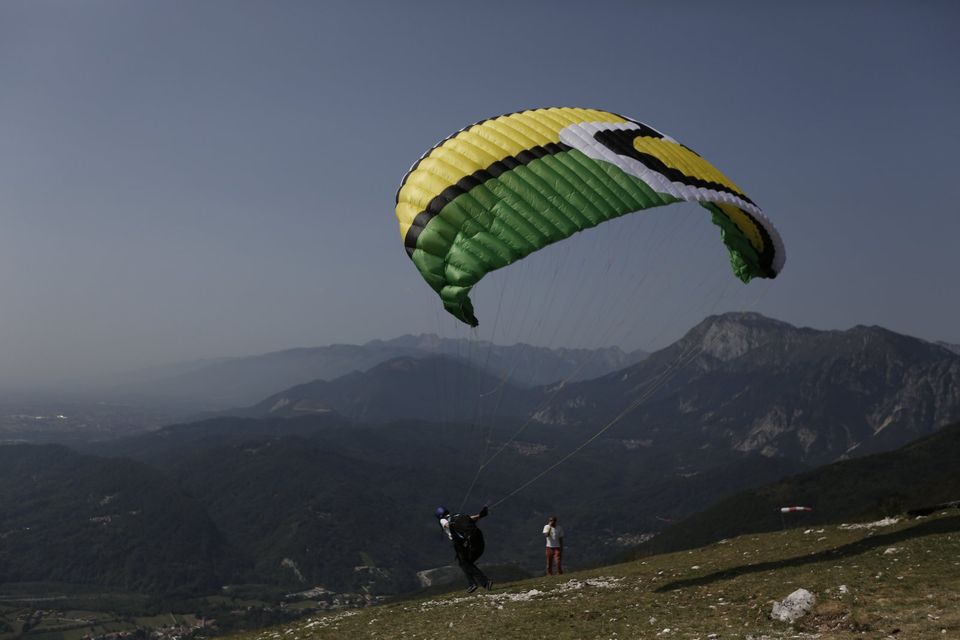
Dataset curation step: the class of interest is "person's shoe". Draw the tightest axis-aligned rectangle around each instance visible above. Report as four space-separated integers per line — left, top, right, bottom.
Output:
484 580 493 591
466 584 478 593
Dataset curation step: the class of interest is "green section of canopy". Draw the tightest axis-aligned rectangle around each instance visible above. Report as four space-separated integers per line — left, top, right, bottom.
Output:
410 149 679 326
700 203 770 283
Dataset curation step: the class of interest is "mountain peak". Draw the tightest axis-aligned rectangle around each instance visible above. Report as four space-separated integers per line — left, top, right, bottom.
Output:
682 312 799 361
937 341 960 356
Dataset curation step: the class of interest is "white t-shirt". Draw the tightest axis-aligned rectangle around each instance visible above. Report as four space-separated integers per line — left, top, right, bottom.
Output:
440 517 453 540
543 524 564 548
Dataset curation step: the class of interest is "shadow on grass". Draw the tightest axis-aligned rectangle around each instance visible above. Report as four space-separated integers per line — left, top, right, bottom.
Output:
655 515 960 592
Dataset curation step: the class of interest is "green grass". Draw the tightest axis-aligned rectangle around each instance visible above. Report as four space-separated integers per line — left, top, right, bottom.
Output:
229 510 960 640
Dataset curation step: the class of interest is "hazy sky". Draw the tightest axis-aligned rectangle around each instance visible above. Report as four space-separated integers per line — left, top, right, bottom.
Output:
2 0 958 388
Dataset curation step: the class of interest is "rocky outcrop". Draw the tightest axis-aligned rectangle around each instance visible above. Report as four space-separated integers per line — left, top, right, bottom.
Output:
541 313 960 465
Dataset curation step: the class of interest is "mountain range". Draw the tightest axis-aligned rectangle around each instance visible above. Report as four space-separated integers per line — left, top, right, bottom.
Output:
229 313 960 465
105 335 647 410
2 312 959 601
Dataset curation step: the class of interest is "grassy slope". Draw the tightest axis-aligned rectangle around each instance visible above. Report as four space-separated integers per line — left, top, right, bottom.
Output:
229 510 960 640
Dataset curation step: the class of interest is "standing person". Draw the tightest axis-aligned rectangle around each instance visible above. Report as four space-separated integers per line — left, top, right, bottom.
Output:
543 515 564 575
435 505 493 593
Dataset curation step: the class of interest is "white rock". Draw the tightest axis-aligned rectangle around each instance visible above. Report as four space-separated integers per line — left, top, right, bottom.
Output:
838 517 899 530
770 588 816 623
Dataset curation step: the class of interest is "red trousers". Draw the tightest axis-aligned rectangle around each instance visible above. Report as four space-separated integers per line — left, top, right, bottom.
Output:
545 546 563 575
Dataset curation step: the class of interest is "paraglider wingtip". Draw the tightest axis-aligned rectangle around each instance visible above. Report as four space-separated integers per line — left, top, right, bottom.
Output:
455 306 479 327
443 299 479 327
461 301 479 327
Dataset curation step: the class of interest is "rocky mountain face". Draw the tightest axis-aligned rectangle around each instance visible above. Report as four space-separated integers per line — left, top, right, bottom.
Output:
526 313 960 465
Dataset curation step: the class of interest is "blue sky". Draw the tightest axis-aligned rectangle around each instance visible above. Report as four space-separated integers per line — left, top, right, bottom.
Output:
1 0 958 388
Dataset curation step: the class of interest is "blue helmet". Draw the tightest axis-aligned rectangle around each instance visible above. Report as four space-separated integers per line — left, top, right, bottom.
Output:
435 506 449 519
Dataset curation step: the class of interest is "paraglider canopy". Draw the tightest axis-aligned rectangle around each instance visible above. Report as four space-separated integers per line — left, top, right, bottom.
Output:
395 107 785 326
